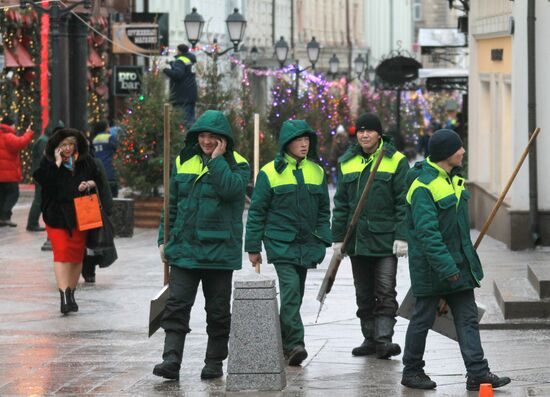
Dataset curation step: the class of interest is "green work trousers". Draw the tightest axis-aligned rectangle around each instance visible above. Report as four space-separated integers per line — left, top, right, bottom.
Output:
274 263 308 352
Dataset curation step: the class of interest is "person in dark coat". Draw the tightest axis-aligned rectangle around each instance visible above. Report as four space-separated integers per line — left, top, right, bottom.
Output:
33 128 105 314
153 110 250 381
401 129 510 391
26 124 59 232
91 120 118 198
417 121 441 159
163 44 198 129
0 116 33 227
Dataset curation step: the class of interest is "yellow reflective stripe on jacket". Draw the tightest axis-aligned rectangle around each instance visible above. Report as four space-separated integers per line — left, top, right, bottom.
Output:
93 133 110 144
177 55 192 65
175 151 249 176
406 166 465 205
340 151 405 175
261 159 324 188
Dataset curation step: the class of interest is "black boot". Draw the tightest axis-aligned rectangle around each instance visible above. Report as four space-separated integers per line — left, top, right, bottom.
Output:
201 336 228 378
153 332 185 380
375 316 401 359
352 319 376 356
65 287 78 312
59 289 70 314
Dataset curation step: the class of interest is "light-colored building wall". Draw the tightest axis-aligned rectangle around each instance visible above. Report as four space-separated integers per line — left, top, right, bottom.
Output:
364 0 413 67
468 0 550 248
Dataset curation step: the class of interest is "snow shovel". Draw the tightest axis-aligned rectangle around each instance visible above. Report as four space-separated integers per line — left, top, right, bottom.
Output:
148 103 172 337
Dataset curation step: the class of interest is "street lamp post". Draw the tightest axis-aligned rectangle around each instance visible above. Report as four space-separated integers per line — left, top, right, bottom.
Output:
274 36 321 99
328 53 340 79
183 7 247 61
20 0 92 129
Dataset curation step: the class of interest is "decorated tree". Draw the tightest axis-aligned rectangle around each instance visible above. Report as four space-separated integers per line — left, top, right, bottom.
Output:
0 8 42 182
115 70 185 197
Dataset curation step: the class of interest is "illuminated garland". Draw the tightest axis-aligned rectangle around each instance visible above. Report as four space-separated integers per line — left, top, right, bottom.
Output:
0 8 42 183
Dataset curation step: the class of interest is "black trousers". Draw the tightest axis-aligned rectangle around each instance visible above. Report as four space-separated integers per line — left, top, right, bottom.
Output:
0 182 19 220
161 267 233 364
350 255 398 320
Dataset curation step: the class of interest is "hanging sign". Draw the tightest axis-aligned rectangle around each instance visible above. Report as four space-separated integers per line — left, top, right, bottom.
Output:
113 65 143 96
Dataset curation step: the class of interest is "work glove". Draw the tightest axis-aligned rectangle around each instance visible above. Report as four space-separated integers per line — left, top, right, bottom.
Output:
332 242 346 260
392 240 408 257
159 244 167 263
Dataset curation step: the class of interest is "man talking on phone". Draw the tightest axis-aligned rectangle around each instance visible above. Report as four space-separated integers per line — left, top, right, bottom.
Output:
153 110 250 381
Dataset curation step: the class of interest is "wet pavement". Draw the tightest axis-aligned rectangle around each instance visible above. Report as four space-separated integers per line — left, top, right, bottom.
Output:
2 192 550 396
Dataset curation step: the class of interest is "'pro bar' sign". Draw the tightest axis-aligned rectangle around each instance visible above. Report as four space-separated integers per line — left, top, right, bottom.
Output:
113 66 143 96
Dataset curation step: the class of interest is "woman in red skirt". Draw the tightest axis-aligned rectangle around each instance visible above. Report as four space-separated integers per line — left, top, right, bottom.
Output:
33 128 103 314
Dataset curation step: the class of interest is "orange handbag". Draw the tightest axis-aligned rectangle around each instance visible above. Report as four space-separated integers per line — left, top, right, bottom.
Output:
74 192 103 231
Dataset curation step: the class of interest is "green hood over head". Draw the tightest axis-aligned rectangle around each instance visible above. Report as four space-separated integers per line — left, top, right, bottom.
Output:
275 120 318 171
185 110 234 151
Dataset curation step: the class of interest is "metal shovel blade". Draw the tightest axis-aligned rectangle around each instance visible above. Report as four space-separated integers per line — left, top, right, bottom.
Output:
397 288 485 341
148 284 170 337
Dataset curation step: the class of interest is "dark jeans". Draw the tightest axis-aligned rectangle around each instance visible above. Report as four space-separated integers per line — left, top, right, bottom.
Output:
161 267 233 364
351 255 398 321
274 263 308 351
26 184 42 228
0 182 19 220
402 289 489 377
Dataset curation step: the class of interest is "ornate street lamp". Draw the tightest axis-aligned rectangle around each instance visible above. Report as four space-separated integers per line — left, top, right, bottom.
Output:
354 54 366 79
329 53 340 77
250 46 259 64
183 8 246 56
274 36 289 68
306 37 320 69
183 8 204 49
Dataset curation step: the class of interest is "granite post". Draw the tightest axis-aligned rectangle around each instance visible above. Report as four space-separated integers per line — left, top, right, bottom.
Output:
226 275 286 391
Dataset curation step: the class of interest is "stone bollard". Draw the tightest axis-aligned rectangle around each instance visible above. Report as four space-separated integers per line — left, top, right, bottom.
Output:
226 275 286 391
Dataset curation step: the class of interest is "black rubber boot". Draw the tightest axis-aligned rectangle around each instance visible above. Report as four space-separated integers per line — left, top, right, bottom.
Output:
200 362 223 379
66 287 78 312
352 319 376 356
375 316 401 359
201 336 228 379
153 332 185 380
59 289 69 314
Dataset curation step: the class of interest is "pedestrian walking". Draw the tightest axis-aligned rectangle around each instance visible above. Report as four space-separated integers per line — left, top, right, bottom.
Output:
33 128 105 314
401 129 511 391
0 116 33 227
153 110 250 381
245 120 331 366
163 44 198 129
417 121 441 159
91 120 119 197
328 125 350 186
332 112 409 359
26 124 57 232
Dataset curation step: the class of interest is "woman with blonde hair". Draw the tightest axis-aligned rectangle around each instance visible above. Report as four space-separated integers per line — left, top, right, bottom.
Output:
33 128 103 314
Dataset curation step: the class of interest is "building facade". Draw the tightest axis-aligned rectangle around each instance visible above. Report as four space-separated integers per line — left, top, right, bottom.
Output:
468 0 550 249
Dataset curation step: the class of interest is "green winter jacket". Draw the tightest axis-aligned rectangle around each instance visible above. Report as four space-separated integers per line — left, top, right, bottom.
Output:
331 138 409 256
245 120 331 268
405 158 483 297
158 110 250 270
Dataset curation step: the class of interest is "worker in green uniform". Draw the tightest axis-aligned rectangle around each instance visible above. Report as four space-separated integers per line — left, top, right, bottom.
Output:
401 129 510 391
245 120 331 366
332 113 409 359
153 110 250 381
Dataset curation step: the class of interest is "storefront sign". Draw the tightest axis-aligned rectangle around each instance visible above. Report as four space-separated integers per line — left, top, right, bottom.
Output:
113 65 143 96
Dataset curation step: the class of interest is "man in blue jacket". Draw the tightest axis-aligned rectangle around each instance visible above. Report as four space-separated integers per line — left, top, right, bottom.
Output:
163 44 197 129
